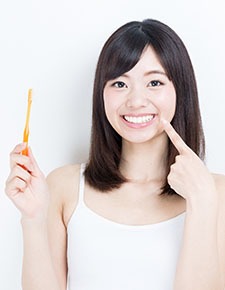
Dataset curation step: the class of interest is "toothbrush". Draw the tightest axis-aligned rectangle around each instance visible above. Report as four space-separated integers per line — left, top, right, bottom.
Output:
22 89 33 156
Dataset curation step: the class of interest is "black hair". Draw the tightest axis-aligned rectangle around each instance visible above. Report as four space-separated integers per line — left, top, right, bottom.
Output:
84 19 205 194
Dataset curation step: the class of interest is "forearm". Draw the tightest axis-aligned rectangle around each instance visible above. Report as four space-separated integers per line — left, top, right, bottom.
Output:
174 200 222 290
21 219 61 290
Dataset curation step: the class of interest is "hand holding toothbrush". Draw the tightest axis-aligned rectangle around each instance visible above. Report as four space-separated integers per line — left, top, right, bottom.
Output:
5 89 49 222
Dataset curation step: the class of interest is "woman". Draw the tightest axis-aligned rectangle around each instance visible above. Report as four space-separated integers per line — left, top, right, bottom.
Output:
5 19 225 290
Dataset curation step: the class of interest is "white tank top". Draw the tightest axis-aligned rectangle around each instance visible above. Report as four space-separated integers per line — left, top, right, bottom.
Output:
67 164 185 290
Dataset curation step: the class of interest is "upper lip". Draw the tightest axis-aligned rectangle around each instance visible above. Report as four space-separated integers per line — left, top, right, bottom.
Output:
122 114 156 123
121 113 156 117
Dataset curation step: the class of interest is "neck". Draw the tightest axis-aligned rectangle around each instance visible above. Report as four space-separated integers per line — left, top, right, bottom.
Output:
119 133 168 183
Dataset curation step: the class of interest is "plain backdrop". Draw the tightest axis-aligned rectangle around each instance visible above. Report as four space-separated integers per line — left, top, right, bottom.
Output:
0 0 225 289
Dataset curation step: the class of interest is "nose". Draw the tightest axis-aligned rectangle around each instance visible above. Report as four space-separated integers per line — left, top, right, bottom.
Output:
126 87 150 108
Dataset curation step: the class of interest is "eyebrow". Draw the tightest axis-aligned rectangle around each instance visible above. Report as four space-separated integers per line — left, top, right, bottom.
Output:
144 70 167 76
122 70 167 78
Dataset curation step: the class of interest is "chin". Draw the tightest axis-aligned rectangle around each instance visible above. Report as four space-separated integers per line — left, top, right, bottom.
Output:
122 130 165 145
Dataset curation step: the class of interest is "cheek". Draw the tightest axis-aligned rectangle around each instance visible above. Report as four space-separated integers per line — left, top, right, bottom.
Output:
103 91 118 122
155 88 176 121
161 98 176 119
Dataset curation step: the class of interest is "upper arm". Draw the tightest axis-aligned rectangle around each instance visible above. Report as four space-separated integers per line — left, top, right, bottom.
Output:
46 164 80 290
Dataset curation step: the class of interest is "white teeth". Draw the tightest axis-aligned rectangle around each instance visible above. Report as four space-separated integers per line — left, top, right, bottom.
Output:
123 115 155 124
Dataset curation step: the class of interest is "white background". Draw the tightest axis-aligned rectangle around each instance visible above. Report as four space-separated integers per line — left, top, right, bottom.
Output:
0 0 225 289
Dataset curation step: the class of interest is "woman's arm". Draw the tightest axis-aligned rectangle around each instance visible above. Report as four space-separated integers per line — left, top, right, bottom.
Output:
21 218 65 290
174 194 222 290
5 144 66 290
46 164 80 290
174 174 225 290
162 120 224 290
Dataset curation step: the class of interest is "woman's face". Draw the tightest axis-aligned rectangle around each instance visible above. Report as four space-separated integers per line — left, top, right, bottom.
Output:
103 46 176 144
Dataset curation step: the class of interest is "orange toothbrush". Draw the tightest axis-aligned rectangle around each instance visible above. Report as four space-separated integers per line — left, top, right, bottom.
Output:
22 89 33 156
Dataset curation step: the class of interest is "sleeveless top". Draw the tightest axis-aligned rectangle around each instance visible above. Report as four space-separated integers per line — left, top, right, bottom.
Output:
67 164 185 290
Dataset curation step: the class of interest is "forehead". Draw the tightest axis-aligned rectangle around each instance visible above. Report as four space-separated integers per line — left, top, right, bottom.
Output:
125 46 166 76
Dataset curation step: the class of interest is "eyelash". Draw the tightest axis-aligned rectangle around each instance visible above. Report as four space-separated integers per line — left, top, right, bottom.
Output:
148 80 163 87
111 81 127 88
111 80 164 88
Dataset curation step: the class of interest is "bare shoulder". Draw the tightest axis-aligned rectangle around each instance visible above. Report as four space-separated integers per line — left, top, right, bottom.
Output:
47 163 80 192
46 164 81 226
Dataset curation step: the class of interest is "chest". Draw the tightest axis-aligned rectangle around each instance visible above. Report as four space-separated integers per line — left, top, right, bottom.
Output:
67 203 185 290
83 183 186 226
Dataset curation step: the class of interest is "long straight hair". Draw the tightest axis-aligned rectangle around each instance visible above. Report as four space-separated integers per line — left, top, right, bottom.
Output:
84 19 205 194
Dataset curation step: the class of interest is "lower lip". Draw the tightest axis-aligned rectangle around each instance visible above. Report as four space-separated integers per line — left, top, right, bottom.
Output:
121 115 157 129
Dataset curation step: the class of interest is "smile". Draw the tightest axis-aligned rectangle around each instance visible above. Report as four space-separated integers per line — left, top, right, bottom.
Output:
123 114 155 124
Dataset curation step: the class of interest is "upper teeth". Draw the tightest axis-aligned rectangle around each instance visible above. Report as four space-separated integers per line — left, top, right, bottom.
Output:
123 115 155 124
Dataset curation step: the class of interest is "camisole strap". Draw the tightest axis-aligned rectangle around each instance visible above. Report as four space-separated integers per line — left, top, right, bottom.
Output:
77 163 86 207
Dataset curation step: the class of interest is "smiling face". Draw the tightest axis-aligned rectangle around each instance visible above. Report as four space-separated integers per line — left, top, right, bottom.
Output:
103 46 176 144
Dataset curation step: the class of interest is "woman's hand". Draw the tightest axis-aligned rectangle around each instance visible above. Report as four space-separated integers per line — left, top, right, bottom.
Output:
162 120 217 207
5 143 49 221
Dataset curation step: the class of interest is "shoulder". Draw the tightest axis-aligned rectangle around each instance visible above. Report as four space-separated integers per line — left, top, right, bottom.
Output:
47 163 81 190
46 164 82 226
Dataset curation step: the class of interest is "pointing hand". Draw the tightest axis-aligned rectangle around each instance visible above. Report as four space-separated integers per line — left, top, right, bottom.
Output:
162 119 216 203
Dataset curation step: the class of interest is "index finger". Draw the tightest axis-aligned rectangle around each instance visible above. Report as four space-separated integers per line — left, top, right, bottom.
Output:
10 143 27 155
162 119 189 154
9 143 32 171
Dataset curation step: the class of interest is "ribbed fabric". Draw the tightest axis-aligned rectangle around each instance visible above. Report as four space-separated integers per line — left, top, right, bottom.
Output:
67 164 185 290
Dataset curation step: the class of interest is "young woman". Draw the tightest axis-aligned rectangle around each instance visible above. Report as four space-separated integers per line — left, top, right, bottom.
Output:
5 19 225 290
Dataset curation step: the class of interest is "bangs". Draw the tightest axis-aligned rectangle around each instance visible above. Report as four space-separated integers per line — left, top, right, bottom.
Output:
103 26 148 82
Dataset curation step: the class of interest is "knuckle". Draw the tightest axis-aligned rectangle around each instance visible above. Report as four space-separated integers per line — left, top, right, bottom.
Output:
14 178 26 192
167 174 173 185
5 174 11 185
175 155 182 162
16 177 25 187
10 148 17 156
10 157 20 169
4 182 15 196
13 165 22 176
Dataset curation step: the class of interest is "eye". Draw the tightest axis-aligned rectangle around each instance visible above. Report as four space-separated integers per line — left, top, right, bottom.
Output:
112 81 127 88
148 80 163 87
